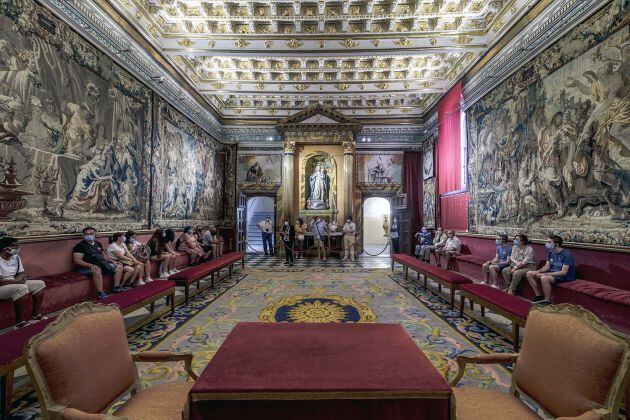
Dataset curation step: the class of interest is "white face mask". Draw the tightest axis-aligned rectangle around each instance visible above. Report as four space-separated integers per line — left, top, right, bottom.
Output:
284 222 289 226
7 248 19 256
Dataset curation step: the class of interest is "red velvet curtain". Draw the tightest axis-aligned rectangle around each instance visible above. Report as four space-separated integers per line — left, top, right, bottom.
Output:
440 193 469 231
403 151 422 253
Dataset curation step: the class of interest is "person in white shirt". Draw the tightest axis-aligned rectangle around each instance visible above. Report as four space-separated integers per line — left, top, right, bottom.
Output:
436 230 461 266
107 232 140 287
342 215 357 262
125 230 153 283
257 216 275 256
0 237 47 329
312 216 328 260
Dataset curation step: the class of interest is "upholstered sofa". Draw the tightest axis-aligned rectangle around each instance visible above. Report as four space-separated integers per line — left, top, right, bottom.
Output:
448 234 630 334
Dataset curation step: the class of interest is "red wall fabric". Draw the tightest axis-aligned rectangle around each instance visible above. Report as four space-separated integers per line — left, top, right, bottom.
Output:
437 82 463 195
403 151 423 236
440 193 468 231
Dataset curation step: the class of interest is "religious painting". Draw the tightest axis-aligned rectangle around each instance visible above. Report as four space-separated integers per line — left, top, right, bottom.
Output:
357 153 403 184
303 152 336 211
423 178 436 229
467 1 629 246
423 140 434 180
153 102 224 226
0 0 150 236
237 154 282 184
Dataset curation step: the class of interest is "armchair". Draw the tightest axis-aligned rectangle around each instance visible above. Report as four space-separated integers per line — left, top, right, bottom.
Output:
449 304 630 420
24 302 197 420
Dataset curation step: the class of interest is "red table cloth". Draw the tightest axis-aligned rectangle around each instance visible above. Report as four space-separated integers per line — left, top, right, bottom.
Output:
187 322 452 420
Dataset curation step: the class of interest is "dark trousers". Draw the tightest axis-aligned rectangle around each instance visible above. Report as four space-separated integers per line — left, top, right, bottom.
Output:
284 241 294 263
391 237 400 254
262 232 274 255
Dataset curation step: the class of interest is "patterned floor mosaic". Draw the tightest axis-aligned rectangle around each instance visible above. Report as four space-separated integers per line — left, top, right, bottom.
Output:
9 259 527 418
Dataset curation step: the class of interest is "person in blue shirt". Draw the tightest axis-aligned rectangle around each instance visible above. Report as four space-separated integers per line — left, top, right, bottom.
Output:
481 234 512 289
526 234 576 304
414 226 433 260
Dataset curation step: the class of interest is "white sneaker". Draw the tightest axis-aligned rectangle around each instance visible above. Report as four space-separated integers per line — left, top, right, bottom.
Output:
480 281 487 285
136 279 145 286
491 284 500 289
172 268 180 273
145 277 154 283
159 272 169 279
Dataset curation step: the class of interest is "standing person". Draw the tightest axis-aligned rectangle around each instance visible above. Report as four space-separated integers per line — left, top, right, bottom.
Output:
436 230 461 266
295 218 306 259
281 219 295 265
525 235 576 304
390 216 400 254
503 234 535 295
72 226 123 298
125 230 153 283
107 233 140 287
147 228 175 279
342 215 357 262
481 234 512 288
257 216 274 256
312 216 328 261
0 237 47 328
414 227 433 260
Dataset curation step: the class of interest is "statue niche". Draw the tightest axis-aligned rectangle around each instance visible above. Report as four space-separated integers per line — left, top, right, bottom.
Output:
304 153 336 210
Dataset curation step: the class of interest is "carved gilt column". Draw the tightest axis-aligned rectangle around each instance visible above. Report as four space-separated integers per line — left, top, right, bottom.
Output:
282 141 296 222
342 140 355 219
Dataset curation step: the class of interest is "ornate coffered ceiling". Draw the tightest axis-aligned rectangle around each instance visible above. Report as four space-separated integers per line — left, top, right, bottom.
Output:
107 0 538 121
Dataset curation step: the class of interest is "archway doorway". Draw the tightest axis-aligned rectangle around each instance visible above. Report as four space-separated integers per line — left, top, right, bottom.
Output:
362 197 391 257
246 196 275 253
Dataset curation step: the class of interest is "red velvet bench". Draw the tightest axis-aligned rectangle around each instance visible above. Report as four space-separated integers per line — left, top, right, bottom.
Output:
392 254 472 308
101 280 176 320
458 284 532 351
169 252 245 305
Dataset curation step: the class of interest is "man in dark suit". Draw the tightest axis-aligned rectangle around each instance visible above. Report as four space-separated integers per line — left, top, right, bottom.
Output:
281 219 296 265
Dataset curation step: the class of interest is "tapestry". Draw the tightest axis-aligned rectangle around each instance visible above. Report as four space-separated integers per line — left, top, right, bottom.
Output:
423 178 436 228
467 1 629 246
237 154 282 184
0 0 150 236
423 139 434 180
357 153 403 184
152 101 224 227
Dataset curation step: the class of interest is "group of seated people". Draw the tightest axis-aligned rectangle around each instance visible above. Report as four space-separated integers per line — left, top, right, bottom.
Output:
414 227 576 305
0 225 225 329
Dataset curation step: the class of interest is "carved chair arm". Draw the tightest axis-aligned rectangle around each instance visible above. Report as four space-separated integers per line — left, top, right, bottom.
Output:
131 351 198 380
556 408 610 420
449 353 519 386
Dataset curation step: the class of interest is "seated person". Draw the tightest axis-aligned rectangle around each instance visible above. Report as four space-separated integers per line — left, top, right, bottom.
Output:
414 227 433 260
481 234 512 288
503 234 535 295
147 228 175 279
178 226 209 265
203 225 224 258
125 230 153 283
0 236 47 328
194 225 212 253
436 230 460 266
72 226 123 298
526 234 576 304
107 232 143 287
164 228 182 271
420 227 447 263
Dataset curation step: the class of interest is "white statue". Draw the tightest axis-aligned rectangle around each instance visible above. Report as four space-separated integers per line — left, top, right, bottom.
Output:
307 162 329 210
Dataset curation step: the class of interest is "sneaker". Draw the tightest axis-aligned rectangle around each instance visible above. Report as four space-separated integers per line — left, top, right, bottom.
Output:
173 268 180 273
168 270 175 275
342 258 348 262
531 295 545 303
159 272 170 279
112 286 125 293
145 277 154 283
97 291 107 299
480 281 487 285
350 258 355 262
13 320 27 330
491 284 500 289
535 299 552 305
136 279 146 286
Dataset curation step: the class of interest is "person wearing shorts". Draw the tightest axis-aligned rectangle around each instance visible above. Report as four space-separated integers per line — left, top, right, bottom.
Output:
526 234 576 304
481 234 512 288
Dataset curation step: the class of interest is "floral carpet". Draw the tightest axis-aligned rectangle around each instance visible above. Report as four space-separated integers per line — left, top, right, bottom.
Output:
10 265 519 418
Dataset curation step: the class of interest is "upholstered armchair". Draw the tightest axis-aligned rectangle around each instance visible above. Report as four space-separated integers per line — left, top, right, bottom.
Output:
449 304 630 419
24 302 198 420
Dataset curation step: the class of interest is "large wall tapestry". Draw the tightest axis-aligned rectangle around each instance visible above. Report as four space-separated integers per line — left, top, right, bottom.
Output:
0 0 150 236
357 153 403 184
423 178 436 229
467 1 629 246
153 101 224 227
237 154 282 184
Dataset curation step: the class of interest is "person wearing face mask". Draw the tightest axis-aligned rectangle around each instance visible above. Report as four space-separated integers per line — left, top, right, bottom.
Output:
73 226 123 298
481 234 512 288
147 228 176 279
281 219 296 265
342 215 357 262
436 229 461 266
390 216 400 254
295 218 306 259
125 230 153 283
107 232 142 287
257 215 275 256
414 227 433 260
0 237 47 328
178 225 209 265
502 234 535 295
526 235 576 304
313 216 328 260
203 225 224 258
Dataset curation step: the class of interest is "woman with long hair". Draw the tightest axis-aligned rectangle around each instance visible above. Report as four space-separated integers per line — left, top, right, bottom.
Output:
147 228 175 279
125 230 153 283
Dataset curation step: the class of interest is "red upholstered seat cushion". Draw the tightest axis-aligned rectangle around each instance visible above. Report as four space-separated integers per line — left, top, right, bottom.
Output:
168 264 213 283
0 317 55 366
460 284 532 320
38 271 90 287
558 280 630 306
393 254 471 285
455 254 487 266
101 281 175 309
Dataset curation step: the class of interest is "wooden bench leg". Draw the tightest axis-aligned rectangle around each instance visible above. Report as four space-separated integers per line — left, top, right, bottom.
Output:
459 296 466 317
211 272 215 288
149 302 155 313
513 324 520 352
417 272 420 283
242 258 245 270
185 285 190 306
481 306 485 317
450 288 455 309
229 264 233 278
404 266 408 280
469 300 474 310
170 291 175 313
438 284 442 292
423 275 427 291
1 369 14 418
196 280 200 289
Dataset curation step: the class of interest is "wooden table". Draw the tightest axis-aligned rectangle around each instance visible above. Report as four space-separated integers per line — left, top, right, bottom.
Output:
187 322 452 420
